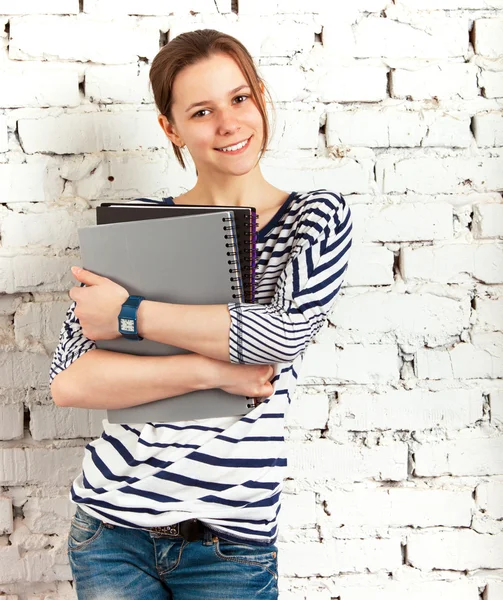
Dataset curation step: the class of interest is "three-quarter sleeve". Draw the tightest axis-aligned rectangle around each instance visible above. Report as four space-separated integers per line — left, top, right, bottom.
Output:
49 300 97 385
227 193 352 365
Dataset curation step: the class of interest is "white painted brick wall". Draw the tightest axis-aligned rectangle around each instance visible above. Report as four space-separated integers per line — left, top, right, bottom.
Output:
324 488 473 527
0 65 80 108
1 1 503 597
408 530 503 570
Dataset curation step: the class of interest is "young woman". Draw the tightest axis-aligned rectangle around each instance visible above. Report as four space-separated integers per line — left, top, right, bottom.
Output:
50 29 353 600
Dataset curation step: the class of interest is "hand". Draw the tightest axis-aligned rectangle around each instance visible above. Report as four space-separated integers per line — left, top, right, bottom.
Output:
218 363 275 399
69 267 129 341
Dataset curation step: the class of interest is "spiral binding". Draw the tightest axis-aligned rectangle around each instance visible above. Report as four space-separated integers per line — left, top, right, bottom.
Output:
240 211 258 303
222 216 244 301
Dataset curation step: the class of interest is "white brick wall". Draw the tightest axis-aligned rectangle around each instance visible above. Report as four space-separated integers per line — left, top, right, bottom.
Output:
1 1 502 597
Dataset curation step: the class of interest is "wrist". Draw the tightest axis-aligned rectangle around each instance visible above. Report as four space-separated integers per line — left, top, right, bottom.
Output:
193 354 222 391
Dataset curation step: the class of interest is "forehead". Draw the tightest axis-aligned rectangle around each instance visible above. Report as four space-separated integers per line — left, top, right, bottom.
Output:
172 53 248 104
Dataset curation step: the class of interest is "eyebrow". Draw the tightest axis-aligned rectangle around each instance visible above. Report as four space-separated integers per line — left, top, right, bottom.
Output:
185 85 250 113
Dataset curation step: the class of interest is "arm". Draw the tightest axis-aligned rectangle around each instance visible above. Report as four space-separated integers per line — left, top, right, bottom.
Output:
51 349 217 409
50 303 274 409
137 192 353 364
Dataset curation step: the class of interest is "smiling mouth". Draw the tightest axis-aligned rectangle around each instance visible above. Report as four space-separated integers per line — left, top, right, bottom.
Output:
215 136 252 153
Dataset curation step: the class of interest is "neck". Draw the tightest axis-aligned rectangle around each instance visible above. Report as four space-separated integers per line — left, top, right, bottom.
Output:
187 164 279 209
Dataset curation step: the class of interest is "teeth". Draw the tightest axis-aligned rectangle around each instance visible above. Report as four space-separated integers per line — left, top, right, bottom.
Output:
219 139 248 152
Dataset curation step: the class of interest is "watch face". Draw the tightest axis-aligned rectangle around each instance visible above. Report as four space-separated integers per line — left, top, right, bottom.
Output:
120 318 135 333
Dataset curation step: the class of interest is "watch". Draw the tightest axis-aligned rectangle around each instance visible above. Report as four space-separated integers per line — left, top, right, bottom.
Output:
118 295 145 340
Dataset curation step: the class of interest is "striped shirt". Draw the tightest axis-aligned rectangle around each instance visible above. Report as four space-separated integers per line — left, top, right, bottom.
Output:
49 189 353 546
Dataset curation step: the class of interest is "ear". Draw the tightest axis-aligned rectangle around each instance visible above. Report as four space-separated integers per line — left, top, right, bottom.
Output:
158 114 184 148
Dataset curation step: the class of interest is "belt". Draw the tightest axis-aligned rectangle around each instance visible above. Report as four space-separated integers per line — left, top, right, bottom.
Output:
145 518 205 542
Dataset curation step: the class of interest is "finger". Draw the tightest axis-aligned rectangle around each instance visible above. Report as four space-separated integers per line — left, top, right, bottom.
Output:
71 266 104 286
68 286 80 301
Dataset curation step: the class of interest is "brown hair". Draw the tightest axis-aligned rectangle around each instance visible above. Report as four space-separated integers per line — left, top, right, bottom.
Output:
149 29 271 169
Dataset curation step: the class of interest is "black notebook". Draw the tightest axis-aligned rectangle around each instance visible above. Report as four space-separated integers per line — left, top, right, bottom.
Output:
97 201 258 303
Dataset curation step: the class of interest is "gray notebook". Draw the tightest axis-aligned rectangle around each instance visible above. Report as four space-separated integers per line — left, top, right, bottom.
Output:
77 211 255 424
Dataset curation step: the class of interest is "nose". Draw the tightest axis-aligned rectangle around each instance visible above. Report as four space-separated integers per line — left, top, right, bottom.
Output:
216 107 240 136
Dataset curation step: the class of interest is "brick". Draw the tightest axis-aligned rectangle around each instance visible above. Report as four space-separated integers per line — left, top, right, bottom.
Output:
330 389 482 431
476 481 503 519
473 112 503 147
2 210 94 249
72 152 195 202
262 157 373 195
401 244 503 284
490 390 503 423
9 16 159 64
14 301 71 351
377 154 503 194
472 203 503 238
0 545 25 584
0 496 13 534
269 107 320 151
300 343 400 384
85 64 152 104
259 66 306 102
12 255 78 293
344 245 394 286
18 111 168 154
486 582 503 600
0 449 27 485
314 66 388 102
23 497 75 534
324 488 472 527
327 109 471 149
0 65 79 108
326 291 468 346
287 391 329 430
352 15 468 59
279 538 401 577
474 19 503 58
0 115 7 152
84 0 227 13
391 64 478 100
25 448 85 486
473 296 503 331
480 70 503 98
30 404 105 440
0 295 22 316
0 160 64 204
279 492 317 529
397 0 502 7
0 402 23 440
0 351 51 388
288 441 408 481
0 258 14 296
341 581 480 600
239 0 388 11
351 203 453 243
408 530 503 570
414 436 503 476
417 333 503 379
257 19 316 58
0 0 79 13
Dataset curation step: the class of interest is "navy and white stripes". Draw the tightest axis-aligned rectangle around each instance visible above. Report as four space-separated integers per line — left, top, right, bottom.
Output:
49 189 352 545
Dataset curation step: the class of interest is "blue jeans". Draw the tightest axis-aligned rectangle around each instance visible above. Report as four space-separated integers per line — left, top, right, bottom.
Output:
68 505 279 600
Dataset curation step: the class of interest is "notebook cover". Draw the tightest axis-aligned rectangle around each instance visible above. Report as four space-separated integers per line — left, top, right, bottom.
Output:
78 212 251 424
97 202 257 303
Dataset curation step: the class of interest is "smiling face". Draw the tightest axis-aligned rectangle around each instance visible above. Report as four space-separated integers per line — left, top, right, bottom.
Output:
159 52 265 179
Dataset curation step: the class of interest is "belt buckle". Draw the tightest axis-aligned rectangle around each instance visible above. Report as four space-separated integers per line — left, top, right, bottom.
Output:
151 523 180 536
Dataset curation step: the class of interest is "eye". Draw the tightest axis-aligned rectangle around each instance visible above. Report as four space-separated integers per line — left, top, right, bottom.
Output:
192 109 210 118
233 94 249 104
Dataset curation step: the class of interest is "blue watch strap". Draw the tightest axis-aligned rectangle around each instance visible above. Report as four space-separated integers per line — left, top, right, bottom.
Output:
118 295 145 340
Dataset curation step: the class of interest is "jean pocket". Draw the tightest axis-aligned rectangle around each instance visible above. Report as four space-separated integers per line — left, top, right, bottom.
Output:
68 506 105 552
214 538 278 577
